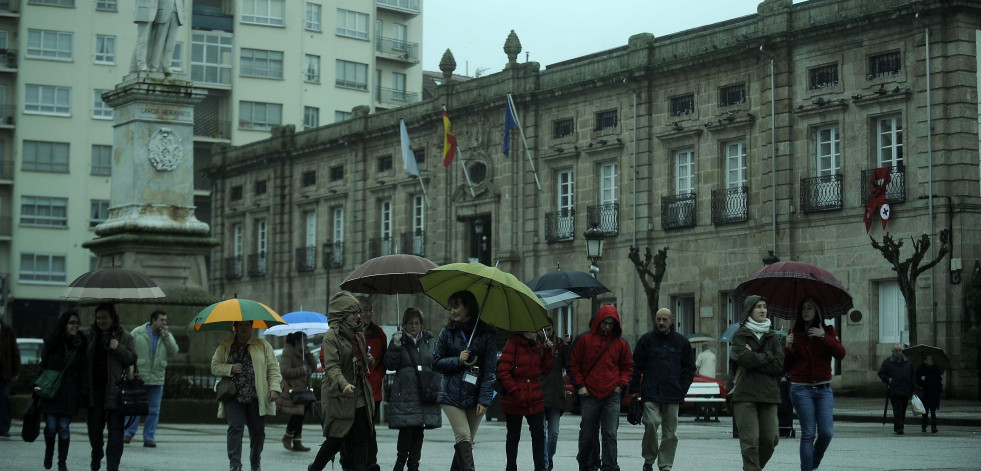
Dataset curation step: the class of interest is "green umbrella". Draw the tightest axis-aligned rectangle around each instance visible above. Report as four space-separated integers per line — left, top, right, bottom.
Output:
187 298 286 332
420 262 548 344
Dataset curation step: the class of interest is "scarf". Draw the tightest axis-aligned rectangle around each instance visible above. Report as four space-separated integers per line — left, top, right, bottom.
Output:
744 317 772 341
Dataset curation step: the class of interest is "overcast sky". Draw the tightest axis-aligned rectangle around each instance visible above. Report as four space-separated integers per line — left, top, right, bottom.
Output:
421 0 804 76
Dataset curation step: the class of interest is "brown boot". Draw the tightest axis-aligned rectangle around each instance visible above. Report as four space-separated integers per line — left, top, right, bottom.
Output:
293 437 311 452
282 433 294 450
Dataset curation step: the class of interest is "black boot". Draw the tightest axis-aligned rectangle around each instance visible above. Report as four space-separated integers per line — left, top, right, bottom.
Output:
449 450 460 471
392 457 407 471
453 441 475 471
44 435 55 469
58 437 70 471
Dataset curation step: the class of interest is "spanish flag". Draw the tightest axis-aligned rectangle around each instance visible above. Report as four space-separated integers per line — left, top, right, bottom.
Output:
442 108 457 168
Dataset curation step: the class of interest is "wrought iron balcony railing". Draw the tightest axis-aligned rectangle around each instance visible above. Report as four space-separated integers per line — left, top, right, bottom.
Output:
861 166 906 205
661 193 696 230
224 255 243 279
711 186 749 225
800 174 843 213
544 209 575 243
323 240 344 269
368 237 394 259
400 230 426 257
295 246 316 272
247 252 266 277
586 203 619 236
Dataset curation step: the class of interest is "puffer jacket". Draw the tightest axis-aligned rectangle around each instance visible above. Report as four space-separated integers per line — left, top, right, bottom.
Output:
878 354 915 398
85 327 137 409
131 323 179 386
783 325 845 384
568 307 633 401
432 318 497 408
38 333 88 416
384 329 441 429
498 334 553 416
629 327 696 403
727 326 784 404
276 343 316 416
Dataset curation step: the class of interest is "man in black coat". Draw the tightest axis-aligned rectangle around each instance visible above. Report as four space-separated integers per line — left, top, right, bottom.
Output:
628 308 696 471
877 344 914 434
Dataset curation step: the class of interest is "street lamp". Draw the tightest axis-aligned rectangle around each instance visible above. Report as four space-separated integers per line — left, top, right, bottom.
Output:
322 240 333 313
584 221 606 278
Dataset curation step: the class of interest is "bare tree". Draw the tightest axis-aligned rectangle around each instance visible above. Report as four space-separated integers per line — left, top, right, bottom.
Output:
627 246 669 326
869 229 950 346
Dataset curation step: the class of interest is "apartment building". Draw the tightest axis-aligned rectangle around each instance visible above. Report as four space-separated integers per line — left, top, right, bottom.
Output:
207 0 981 396
0 0 423 335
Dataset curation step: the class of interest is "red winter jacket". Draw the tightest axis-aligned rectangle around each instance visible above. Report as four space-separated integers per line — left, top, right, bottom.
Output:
568 306 633 401
497 334 554 416
364 322 388 402
783 325 845 383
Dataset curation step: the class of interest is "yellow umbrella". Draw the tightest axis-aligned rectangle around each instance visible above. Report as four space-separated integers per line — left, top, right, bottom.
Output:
187 298 285 332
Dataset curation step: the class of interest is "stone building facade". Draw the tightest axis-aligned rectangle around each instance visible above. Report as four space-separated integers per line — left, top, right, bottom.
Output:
209 0 981 397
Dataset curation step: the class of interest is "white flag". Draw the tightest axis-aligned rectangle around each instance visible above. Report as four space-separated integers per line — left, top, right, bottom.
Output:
400 120 420 177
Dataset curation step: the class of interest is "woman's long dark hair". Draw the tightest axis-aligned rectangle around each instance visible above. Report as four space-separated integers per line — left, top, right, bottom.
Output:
50 311 81 346
447 290 479 326
793 298 827 334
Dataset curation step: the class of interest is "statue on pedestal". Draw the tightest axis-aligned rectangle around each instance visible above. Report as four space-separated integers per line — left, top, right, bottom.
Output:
130 0 186 74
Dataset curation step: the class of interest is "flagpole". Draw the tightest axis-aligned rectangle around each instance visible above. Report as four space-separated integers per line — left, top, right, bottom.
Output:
507 93 543 191
457 146 476 198
418 174 431 208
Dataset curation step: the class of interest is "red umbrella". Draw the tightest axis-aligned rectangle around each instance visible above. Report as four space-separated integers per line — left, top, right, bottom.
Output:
734 261 853 320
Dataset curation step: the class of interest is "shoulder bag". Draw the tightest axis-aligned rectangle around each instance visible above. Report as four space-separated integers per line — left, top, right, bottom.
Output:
216 345 239 402
21 398 41 443
405 341 439 403
289 350 317 405
34 350 77 400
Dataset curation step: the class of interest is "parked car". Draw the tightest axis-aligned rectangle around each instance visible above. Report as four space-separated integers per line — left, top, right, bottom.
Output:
17 338 44 365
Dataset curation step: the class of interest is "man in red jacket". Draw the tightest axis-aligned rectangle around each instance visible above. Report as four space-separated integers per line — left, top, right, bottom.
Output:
568 305 633 471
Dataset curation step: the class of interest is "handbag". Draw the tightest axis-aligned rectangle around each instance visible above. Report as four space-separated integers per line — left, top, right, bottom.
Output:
215 376 237 402
34 350 77 400
21 398 41 443
118 368 150 417
627 397 644 425
405 340 439 403
290 388 317 405
911 393 926 415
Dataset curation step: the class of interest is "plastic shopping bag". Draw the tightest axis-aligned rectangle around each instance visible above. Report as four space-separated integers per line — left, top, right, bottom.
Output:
911 394 925 415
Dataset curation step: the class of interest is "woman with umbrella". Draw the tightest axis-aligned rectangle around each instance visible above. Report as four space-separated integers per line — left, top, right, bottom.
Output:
431 290 497 471
211 319 282 471
497 327 553 471
783 298 846 471
728 295 784 471
277 332 317 452
308 292 375 471
37 311 88 471
85 303 136 471
384 307 441 471
916 354 942 433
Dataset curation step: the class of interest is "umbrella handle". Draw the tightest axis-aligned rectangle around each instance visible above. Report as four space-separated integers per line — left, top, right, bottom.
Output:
461 348 478 367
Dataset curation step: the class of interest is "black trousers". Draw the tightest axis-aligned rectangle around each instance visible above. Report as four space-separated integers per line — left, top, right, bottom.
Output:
505 412 546 471
890 395 909 432
286 412 306 437
87 404 125 471
314 406 371 471
396 426 425 464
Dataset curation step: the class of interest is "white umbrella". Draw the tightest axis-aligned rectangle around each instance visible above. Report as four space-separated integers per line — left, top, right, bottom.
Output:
261 311 329 337
535 289 582 310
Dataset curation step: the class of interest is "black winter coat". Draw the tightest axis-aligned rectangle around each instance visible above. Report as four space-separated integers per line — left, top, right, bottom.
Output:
629 329 696 403
432 319 497 408
878 354 915 398
384 330 442 429
915 364 942 410
38 333 88 416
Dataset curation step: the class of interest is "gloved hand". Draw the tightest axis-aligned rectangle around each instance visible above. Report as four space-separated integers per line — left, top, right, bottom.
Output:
392 332 403 345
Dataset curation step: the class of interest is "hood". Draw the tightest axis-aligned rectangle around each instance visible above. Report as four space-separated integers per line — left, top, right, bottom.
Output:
589 304 623 337
741 295 766 324
327 291 360 324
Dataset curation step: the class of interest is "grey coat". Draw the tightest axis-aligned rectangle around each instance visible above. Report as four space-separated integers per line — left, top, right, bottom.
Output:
383 330 442 430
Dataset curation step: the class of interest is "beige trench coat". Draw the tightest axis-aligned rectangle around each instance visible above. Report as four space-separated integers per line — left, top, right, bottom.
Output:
320 322 374 438
211 336 282 419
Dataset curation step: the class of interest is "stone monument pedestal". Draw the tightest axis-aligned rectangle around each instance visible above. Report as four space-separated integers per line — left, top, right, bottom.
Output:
82 73 222 364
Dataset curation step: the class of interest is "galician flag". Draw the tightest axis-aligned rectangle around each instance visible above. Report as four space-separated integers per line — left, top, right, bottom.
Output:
400 119 419 177
442 109 457 168
503 96 518 158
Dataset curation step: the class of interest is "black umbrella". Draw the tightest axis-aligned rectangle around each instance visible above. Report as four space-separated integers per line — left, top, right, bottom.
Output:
902 344 951 372
526 270 611 299
61 268 165 299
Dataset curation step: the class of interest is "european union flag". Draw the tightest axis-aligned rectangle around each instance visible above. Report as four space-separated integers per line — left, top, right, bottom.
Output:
503 96 517 158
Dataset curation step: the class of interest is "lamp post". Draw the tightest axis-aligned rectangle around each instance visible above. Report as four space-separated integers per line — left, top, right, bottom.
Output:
584 221 606 278
322 240 333 313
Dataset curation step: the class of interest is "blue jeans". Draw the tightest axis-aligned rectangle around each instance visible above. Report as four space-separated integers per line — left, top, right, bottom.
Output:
125 385 164 441
45 414 73 440
543 407 563 468
790 385 834 471
577 394 621 471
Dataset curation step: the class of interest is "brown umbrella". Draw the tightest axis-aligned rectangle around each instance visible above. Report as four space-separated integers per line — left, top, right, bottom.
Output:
61 268 165 299
340 254 437 295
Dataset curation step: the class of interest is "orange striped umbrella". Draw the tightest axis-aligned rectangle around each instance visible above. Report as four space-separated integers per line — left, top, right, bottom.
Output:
187 298 285 332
